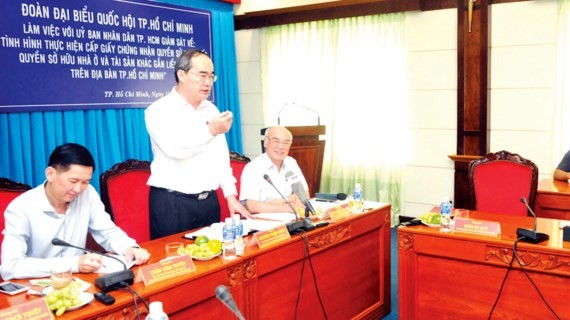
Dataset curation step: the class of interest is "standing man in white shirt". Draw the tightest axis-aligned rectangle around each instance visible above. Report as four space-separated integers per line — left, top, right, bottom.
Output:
145 49 251 239
239 126 308 214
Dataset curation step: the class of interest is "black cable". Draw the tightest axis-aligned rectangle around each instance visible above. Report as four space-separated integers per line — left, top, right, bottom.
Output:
488 237 561 319
513 241 561 319
119 282 150 320
300 233 328 320
488 237 521 319
294 231 308 320
293 231 328 320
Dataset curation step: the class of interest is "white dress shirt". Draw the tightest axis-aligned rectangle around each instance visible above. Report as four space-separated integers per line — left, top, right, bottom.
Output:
0 183 138 280
145 87 236 197
239 153 308 202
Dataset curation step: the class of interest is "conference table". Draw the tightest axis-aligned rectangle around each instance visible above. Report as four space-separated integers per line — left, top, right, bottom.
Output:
398 210 570 319
535 178 570 220
0 203 391 320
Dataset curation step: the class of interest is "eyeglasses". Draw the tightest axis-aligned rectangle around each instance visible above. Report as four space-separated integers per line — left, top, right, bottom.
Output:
267 137 292 146
186 71 217 83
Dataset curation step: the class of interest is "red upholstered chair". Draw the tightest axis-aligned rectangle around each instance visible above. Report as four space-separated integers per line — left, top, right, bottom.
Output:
468 150 538 216
100 159 151 243
0 178 31 249
217 151 251 221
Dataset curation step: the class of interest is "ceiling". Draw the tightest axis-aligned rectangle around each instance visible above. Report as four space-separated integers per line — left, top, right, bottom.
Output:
232 0 523 30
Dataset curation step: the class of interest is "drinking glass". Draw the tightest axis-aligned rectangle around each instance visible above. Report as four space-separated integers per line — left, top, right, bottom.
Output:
165 242 183 258
454 209 469 220
51 265 72 290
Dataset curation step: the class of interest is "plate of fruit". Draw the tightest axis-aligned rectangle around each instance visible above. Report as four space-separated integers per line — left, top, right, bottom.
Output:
419 212 441 228
178 236 223 261
44 281 93 316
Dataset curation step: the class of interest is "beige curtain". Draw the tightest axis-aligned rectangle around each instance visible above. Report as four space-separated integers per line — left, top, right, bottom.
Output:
260 14 408 226
555 0 570 163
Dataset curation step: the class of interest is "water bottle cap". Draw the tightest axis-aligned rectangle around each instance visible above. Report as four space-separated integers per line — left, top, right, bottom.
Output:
225 217 233 225
355 183 361 188
149 301 164 313
232 214 241 223
442 196 450 202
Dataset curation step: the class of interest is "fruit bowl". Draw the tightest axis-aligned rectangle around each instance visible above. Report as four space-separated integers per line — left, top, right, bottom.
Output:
190 252 222 261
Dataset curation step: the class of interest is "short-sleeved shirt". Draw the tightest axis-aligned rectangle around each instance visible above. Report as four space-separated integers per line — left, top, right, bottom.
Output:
239 153 308 202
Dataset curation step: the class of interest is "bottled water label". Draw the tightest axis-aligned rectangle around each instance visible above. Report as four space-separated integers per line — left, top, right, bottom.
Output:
440 200 453 232
223 218 235 241
352 183 364 213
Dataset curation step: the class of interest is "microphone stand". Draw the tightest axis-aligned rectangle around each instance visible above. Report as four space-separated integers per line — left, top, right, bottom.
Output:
263 174 313 234
51 238 135 291
277 101 320 126
516 198 550 243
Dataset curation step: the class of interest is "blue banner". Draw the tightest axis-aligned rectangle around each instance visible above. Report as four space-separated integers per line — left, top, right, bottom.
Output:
0 0 212 112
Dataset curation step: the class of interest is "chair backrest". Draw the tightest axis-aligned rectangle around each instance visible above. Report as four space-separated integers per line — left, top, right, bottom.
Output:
217 151 251 221
100 159 151 243
0 178 32 251
468 150 538 216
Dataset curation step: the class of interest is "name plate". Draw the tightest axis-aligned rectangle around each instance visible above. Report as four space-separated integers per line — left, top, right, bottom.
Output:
326 203 352 221
140 255 195 286
454 218 501 236
253 225 290 249
0 298 53 320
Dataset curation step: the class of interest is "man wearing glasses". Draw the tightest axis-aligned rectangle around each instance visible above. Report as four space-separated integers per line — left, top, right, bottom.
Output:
145 49 251 240
239 126 308 214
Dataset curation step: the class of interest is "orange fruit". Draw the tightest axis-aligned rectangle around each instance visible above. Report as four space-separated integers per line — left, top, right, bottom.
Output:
207 239 222 254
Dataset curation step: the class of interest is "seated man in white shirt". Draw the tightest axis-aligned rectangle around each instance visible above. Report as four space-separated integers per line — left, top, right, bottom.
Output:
239 126 309 214
0 143 150 280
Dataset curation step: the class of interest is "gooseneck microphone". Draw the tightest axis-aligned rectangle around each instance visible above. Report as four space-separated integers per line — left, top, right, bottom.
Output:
51 238 135 292
285 171 316 217
263 174 314 234
263 174 298 220
516 198 550 243
215 285 245 320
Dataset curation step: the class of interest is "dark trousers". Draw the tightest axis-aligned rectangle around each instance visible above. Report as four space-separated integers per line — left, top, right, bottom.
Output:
149 187 220 240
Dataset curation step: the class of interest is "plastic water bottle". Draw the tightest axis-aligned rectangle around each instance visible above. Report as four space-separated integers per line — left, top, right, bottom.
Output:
223 217 235 241
352 183 364 213
233 214 243 237
223 218 236 260
440 196 453 232
146 301 168 320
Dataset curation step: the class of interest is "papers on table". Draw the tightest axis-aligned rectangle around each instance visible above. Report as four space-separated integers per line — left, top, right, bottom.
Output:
96 255 136 274
253 212 296 222
184 223 224 241
243 219 285 232
182 201 387 240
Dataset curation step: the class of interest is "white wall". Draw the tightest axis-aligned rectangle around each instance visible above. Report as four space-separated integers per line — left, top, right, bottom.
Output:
235 0 560 218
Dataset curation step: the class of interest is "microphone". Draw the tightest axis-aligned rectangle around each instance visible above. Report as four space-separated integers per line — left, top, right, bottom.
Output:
315 192 347 201
277 101 320 126
516 198 550 243
285 171 316 217
263 174 313 234
51 238 134 292
215 285 245 320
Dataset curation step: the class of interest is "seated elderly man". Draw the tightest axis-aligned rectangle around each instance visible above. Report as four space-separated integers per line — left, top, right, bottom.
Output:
554 150 570 181
0 143 150 280
239 126 309 214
